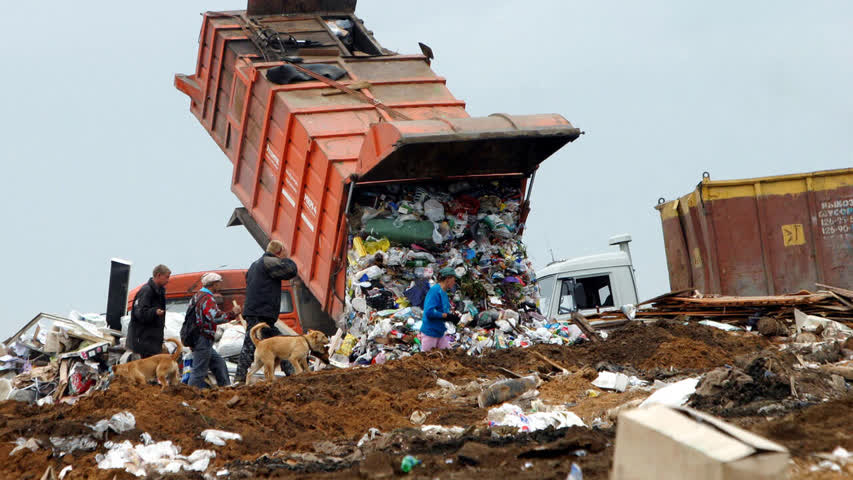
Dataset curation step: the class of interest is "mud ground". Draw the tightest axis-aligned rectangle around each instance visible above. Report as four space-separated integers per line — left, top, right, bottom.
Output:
0 321 849 480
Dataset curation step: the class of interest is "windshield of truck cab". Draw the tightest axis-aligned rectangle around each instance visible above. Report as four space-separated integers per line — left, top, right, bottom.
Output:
558 280 576 315
167 291 294 315
166 298 191 314
280 291 294 314
537 276 554 318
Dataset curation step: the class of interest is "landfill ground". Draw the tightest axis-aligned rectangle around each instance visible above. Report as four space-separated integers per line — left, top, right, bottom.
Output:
2 320 851 479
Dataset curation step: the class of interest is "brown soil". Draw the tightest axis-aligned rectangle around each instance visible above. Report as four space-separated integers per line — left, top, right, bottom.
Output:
478 320 768 377
538 368 650 424
748 394 853 456
640 337 730 371
0 321 799 480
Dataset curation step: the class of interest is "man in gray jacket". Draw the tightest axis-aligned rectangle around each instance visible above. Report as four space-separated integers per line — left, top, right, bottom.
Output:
233 240 298 383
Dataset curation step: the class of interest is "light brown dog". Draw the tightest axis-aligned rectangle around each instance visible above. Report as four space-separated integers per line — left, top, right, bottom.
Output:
246 324 329 383
114 338 183 390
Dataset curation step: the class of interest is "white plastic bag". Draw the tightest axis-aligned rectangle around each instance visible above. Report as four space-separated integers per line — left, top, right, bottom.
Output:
201 430 242 446
354 265 384 281
214 324 246 358
424 199 445 222
432 224 444 244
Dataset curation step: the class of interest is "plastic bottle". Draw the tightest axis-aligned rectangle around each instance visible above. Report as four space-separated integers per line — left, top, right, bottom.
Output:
567 463 583 480
181 354 192 384
400 455 421 473
477 375 539 408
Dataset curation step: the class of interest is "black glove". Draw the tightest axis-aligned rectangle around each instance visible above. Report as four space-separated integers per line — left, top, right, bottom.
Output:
445 313 461 325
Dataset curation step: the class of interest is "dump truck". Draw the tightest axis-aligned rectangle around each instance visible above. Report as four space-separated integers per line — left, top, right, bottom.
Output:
175 0 581 330
656 168 853 296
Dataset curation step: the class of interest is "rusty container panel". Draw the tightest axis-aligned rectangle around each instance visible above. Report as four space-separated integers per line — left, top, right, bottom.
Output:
176 10 581 319
657 168 853 296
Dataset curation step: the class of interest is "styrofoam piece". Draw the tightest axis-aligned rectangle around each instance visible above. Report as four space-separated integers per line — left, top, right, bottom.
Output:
640 378 699 408
592 371 630 392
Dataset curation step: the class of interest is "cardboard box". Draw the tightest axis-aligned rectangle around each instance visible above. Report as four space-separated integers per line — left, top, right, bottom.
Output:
612 404 789 480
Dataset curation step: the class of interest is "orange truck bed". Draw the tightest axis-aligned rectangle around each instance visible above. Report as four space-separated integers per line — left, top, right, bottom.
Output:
175 1 581 321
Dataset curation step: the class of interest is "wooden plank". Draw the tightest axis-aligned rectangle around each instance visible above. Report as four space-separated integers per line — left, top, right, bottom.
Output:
53 359 69 401
825 291 853 310
571 312 601 343
531 352 571 374
816 283 853 300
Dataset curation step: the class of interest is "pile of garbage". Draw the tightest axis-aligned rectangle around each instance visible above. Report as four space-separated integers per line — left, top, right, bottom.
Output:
331 179 586 367
0 310 254 405
0 312 122 406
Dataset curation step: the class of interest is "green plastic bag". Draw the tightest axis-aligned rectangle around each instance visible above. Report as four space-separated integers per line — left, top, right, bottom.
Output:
363 219 435 245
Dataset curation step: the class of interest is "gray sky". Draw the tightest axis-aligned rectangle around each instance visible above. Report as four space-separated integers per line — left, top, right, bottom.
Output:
2 1 851 339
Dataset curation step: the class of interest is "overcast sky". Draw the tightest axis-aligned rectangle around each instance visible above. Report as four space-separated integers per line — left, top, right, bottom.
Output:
1 1 851 339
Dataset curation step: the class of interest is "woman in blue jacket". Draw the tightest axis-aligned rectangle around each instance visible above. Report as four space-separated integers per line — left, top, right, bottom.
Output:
420 268 459 351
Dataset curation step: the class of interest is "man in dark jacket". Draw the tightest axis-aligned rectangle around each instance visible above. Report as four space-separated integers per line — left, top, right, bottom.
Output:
233 240 298 383
127 264 171 358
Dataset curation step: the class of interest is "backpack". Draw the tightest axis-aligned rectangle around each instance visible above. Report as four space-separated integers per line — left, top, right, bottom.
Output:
180 293 207 349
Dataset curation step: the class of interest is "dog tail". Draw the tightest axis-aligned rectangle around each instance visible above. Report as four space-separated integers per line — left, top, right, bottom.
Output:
250 323 266 347
164 338 184 362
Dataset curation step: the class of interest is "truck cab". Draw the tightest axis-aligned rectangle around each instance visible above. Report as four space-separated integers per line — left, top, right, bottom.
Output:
536 235 639 323
126 269 303 334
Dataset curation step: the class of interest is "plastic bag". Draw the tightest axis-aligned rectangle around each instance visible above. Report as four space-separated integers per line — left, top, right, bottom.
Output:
386 248 405 266
201 430 242 446
424 199 445 222
352 237 368 258
354 265 384 282
364 237 390 255
432 224 444 244
405 251 436 264
88 412 137 437
336 334 358 356
69 362 97 396
365 218 435 244
361 207 380 222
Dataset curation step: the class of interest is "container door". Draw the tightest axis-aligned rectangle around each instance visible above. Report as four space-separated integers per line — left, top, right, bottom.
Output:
226 64 253 155
357 115 582 182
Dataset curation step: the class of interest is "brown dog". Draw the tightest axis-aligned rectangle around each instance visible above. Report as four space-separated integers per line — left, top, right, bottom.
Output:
114 338 183 390
246 324 329 383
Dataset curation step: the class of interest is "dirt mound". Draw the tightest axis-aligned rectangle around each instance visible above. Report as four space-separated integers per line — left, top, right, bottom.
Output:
538 368 649 424
228 426 615 480
690 355 792 416
749 394 853 456
475 321 766 377
0 321 769 479
689 349 847 418
640 337 730 371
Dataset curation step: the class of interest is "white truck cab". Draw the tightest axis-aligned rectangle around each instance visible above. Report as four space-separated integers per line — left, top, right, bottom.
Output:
536 234 639 322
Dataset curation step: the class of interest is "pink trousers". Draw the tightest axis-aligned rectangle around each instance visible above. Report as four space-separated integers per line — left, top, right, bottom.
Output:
420 334 451 352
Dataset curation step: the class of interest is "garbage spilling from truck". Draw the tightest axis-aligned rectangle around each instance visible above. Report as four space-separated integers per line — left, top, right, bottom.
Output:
329 178 593 368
